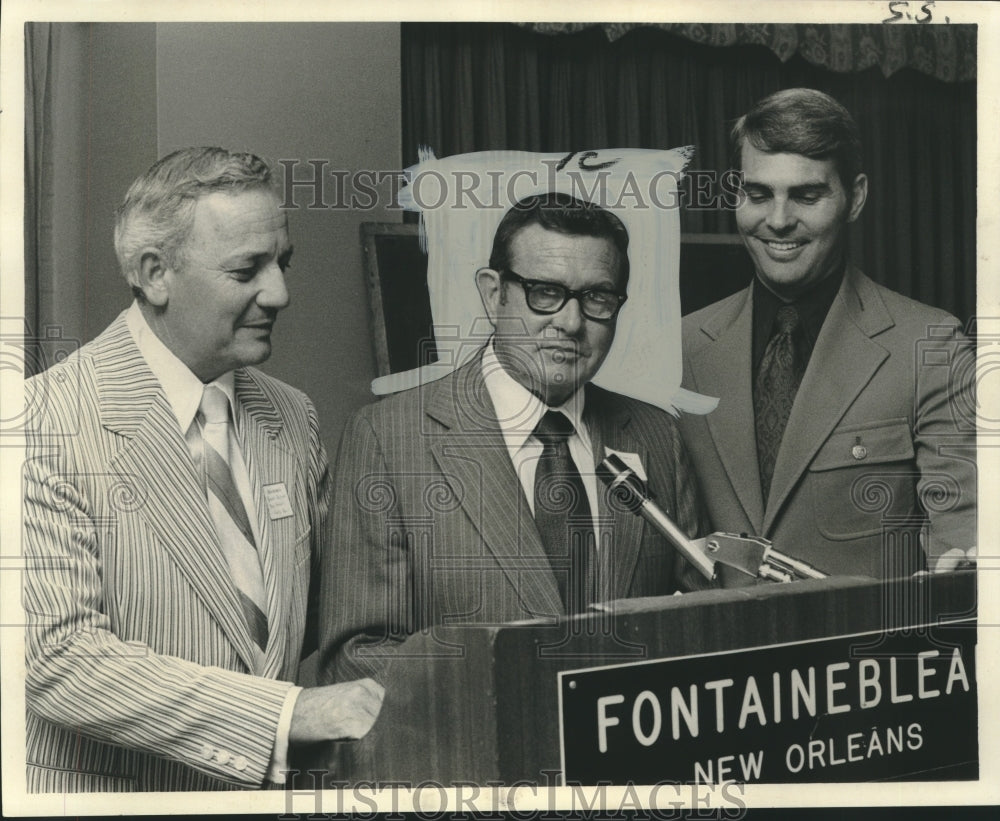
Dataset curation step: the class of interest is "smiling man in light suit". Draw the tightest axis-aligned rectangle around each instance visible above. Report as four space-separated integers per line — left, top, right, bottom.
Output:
678 88 976 580
320 193 710 685
23 147 382 792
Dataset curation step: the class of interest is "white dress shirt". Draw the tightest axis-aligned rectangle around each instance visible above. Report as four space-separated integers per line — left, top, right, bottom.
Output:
481 341 602 538
125 302 298 783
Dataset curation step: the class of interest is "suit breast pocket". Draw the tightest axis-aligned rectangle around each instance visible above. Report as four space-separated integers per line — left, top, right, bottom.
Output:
809 419 918 540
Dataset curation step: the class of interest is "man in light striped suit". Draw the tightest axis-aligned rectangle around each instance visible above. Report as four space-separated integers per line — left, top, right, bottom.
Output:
320 194 711 686
23 147 383 792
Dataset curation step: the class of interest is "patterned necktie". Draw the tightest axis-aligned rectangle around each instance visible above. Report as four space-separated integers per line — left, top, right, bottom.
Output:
533 410 596 614
198 385 269 655
754 304 804 503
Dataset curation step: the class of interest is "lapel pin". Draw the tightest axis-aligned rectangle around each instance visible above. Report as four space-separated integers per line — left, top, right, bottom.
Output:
852 436 868 460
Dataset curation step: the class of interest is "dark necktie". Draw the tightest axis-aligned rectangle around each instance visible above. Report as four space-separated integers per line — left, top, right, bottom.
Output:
197 386 270 658
532 410 596 614
754 305 804 503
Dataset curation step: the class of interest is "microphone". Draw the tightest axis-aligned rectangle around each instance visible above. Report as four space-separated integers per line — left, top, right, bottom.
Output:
597 454 828 583
596 453 717 581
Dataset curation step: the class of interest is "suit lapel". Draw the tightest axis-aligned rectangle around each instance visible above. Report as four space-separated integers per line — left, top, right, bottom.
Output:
584 389 645 601
425 360 564 619
98 320 261 671
763 268 892 532
233 369 298 678
688 287 766 530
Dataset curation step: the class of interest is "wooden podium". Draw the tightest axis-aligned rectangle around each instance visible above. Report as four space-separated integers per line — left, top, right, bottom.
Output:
324 572 977 785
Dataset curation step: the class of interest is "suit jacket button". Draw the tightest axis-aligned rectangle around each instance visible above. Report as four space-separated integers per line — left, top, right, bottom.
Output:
852 445 868 460
233 755 249 771
200 743 214 760
215 750 231 765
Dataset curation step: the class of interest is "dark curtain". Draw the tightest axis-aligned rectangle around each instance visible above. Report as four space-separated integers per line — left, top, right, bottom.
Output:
402 23 976 324
23 22 94 376
525 23 976 83
24 23 55 371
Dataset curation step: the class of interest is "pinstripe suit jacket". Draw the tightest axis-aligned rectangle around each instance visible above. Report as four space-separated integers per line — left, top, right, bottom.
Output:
23 312 330 792
318 353 710 684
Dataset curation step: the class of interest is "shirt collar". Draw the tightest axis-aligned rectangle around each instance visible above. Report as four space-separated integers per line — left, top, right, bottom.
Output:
481 339 586 453
752 267 843 369
126 301 236 433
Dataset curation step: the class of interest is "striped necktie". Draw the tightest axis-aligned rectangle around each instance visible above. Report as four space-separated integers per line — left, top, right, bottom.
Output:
197 385 269 656
533 410 597 614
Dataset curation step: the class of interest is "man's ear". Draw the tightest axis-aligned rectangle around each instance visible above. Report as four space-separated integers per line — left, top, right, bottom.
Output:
846 173 868 223
475 267 503 323
135 249 172 307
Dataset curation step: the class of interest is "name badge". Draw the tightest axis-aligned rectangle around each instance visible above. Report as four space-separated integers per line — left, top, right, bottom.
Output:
262 483 294 520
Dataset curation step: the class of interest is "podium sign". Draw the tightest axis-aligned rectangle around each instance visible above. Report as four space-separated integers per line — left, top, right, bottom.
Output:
559 619 977 783
326 573 977 785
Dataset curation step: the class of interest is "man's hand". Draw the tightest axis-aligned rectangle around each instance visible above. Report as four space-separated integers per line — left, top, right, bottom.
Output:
288 678 385 743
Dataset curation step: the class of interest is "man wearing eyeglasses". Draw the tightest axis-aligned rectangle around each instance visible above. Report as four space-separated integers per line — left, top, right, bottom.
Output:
319 193 710 685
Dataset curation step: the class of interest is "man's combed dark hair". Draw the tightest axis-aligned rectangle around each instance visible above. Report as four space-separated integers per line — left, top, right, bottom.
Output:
730 88 864 193
489 193 631 286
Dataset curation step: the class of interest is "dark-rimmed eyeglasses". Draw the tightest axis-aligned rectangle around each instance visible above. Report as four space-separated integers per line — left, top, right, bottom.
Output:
502 270 628 322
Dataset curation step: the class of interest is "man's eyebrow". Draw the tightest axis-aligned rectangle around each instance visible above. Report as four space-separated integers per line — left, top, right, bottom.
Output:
740 181 833 197
740 180 830 189
521 272 618 290
587 279 621 291
223 244 295 267
789 182 832 194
